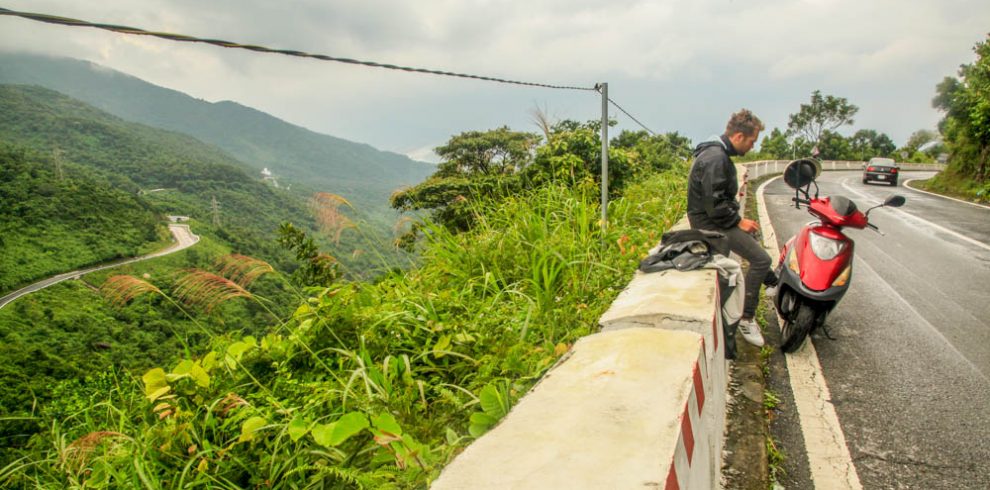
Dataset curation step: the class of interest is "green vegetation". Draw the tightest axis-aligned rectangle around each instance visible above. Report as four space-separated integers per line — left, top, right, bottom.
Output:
0 232 299 466
924 34 990 202
0 144 162 292
0 84 408 286
392 120 690 236
1 134 688 487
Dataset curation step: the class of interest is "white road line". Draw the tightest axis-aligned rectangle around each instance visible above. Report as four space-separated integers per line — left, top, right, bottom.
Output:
839 181 990 253
757 177 863 490
903 179 990 210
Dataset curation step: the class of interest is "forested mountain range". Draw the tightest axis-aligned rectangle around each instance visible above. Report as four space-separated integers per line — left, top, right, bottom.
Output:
0 52 435 218
0 84 314 293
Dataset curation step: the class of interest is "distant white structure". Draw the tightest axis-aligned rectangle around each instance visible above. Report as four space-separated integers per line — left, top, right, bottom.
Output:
261 167 280 188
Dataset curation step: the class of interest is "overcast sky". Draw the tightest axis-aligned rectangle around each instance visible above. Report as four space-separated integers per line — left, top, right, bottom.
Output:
2 0 989 162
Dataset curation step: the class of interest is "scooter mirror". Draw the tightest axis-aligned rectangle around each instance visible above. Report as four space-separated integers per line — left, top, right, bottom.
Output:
884 195 906 207
783 159 819 189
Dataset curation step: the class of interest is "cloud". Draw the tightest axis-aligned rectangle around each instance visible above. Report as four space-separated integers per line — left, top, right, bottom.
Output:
2 0 989 150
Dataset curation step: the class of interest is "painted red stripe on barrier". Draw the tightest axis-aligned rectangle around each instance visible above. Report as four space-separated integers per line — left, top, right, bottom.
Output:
693 363 705 416
665 464 680 490
681 405 695 465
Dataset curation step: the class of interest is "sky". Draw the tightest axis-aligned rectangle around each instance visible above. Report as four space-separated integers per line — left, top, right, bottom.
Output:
1 0 989 162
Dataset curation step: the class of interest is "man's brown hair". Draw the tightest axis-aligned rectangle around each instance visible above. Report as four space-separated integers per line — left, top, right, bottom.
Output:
725 109 765 137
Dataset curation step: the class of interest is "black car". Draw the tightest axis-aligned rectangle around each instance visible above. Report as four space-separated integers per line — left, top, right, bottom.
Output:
863 157 899 185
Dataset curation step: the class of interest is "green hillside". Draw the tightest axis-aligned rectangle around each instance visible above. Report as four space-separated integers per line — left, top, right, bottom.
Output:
0 84 318 281
0 52 435 217
0 144 163 293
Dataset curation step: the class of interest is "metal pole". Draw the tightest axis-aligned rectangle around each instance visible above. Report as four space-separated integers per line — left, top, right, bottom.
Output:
599 82 608 235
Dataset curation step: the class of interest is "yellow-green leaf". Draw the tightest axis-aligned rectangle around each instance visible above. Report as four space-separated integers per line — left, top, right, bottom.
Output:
142 368 168 398
311 412 369 447
239 416 267 443
371 413 402 436
288 415 309 442
146 386 171 403
433 334 451 358
190 362 210 388
201 352 218 371
311 422 337 448
171 359 194 377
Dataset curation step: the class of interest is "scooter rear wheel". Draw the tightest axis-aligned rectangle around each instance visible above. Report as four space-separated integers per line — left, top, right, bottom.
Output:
780 303 815 353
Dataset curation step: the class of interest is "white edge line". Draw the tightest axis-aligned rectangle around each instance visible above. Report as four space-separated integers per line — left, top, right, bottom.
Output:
904 178 990 210
839 182 990 253
757 176 863 490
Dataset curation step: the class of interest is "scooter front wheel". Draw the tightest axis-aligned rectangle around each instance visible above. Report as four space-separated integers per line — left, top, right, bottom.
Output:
780 303 815 353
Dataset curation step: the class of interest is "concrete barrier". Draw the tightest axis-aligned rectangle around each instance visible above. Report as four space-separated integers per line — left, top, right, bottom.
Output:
431 326 721 489
434 189 732 488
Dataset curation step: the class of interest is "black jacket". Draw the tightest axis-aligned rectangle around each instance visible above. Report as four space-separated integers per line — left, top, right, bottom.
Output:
687 135 741 230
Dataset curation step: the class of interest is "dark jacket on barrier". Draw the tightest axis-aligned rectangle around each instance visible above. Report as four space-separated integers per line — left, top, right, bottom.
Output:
687 135 741 230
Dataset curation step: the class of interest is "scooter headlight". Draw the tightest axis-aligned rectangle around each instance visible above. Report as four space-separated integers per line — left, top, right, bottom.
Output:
809 232 845 260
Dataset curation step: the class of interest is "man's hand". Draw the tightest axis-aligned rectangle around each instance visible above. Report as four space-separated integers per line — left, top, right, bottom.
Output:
738 218 760 234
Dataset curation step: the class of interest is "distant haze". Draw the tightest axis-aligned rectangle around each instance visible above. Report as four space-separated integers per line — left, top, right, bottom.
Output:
2 0 989 160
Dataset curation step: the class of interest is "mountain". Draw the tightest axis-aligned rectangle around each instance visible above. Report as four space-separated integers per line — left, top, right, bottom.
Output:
0 52 434 216
0 84 315 289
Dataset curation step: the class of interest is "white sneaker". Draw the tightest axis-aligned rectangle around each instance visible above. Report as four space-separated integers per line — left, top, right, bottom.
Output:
765 284 778 298
737 319 765 347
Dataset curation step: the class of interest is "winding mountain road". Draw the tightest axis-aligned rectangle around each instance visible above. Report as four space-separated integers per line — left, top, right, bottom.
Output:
0 223 199 309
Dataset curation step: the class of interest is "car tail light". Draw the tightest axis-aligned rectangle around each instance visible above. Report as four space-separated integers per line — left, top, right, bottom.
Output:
867 166 875 172
891 168 898 174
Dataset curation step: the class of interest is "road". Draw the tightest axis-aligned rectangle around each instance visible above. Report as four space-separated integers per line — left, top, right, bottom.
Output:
760 171 990 489
0 224 199 309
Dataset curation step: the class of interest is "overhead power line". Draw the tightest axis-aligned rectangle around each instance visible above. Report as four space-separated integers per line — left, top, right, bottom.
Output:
606 95 657 136
0 7 596 92
1 7 662 137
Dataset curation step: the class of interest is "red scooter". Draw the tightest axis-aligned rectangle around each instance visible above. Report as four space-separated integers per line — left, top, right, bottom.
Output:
773 159 905 352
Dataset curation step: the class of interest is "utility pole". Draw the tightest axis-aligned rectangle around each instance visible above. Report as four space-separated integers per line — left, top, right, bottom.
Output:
211 196 221 227
598 83 609 236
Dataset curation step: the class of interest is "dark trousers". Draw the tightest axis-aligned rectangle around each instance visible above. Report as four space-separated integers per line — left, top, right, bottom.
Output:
719 226 776 318
689 215 777 319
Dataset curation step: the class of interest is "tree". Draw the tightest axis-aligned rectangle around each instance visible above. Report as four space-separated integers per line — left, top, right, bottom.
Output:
757 128 792 159
391 127 540 233
933 34 990 181
817 131 854 160
787 90 859 149
610 130 692 173
849 129 896 161
434 127 541 177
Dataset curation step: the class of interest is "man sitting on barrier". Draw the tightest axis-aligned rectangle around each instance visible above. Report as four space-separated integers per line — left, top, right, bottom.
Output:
686 109 778 347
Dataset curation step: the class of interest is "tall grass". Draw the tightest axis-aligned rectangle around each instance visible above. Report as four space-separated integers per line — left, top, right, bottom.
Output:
2 169 686 488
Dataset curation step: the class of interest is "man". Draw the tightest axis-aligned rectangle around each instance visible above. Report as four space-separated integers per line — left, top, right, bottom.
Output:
687 109 777 347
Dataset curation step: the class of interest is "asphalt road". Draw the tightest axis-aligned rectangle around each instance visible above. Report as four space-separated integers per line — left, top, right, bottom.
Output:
0 223 198 309
762 171 990 489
